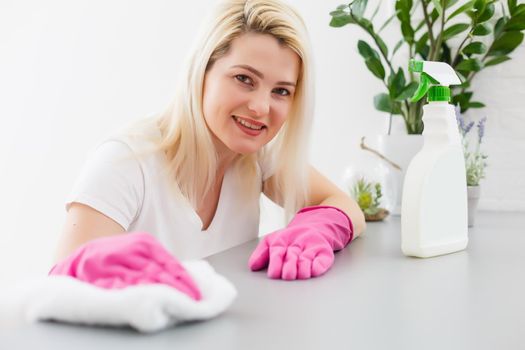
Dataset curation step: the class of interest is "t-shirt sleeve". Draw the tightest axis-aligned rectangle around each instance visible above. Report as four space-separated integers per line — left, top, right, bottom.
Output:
65 139 145 230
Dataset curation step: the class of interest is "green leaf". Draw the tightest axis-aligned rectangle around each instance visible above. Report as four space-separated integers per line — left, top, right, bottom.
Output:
378 11 398 33
493 17 508 38
466 101 486 108
477 3 495 23
456 58 483 72
329 14 354 27
513 4 525 16
400 21 415 44
432 0 443 16
391 39 404 58
336 4 348 11
488 31 525 56
388 69 406 98
473 0 486 13
374 93 391 113
443 23 470 40
430 8 440 22
415 32 429 54
484 55 511 67
357 40 379 60
504 14 525 31
447 0 475 22
350 0 368 19
508 0 517 15
365 57 386 80
441 42 452 64
373 93 402 114
452 91 473 113
330 9 345 16
370 0 382 21
396 0 413 13
455 80 471 89
358 40 386 79
414 18 425 32
473 23 491 36
373 34 389 58
395 82 419 101
445 0 460 9
463 41 487 54
396 0 414 43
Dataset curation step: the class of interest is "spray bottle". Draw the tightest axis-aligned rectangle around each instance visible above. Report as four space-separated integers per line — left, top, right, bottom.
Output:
401 59 468 258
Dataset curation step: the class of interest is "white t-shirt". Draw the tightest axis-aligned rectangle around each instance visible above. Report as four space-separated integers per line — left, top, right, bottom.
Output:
66 129 274 260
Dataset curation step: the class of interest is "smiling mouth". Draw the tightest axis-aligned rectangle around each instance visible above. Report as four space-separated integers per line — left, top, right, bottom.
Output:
231 115 267 130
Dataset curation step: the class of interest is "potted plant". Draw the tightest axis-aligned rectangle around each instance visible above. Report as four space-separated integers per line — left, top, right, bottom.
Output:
456 108 488 226
329 0 525 213
350 177 390 221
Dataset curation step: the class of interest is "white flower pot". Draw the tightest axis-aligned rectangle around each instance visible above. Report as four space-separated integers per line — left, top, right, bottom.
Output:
467 185 481 227
377 134 424 215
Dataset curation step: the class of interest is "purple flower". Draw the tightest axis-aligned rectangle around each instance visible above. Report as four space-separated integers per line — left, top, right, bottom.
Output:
455 105 465 132
465 121 475 135
477 116 487 144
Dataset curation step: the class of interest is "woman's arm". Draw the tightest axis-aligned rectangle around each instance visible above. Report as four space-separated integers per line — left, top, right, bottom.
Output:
303 166 366 239
54 203 126 263
263 165 366 238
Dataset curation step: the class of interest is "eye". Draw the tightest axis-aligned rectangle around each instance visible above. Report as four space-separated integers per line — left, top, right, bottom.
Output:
273 88 291 97
235 74 253 85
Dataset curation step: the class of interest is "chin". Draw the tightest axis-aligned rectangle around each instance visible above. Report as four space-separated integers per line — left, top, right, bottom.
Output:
228 142 263 155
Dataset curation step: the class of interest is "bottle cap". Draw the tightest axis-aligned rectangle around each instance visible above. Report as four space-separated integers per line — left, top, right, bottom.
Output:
428 86 450 102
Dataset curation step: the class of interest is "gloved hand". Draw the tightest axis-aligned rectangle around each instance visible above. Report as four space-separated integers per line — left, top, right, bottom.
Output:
248 205 354 280
50 232 202 301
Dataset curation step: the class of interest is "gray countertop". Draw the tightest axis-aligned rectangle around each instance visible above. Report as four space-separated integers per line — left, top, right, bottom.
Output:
1 211 524 350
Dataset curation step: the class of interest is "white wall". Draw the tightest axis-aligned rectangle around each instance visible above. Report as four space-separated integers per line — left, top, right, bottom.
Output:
1 0 523 286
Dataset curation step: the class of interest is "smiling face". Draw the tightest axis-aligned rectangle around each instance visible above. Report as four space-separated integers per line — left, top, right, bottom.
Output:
202 32 301 159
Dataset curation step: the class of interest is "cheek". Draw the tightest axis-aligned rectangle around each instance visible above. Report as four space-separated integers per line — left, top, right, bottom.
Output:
272 103 291 129
203 88 226 126
205 81 240 118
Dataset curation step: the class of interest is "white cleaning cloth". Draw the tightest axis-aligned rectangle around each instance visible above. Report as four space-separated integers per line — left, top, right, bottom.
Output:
21 260 237 333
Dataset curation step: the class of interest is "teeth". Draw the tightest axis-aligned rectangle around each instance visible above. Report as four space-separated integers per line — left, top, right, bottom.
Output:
234 116 264 130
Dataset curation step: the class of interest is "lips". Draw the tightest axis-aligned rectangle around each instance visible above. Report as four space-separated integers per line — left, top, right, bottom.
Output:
232 115 267 129
232 115 266 136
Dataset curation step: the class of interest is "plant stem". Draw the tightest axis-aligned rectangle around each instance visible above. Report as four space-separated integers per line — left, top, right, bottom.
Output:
404 100 411 130
360 137 402 170
452 14 476 67
422 0 436 50
451 31 473 67
430 0 446 61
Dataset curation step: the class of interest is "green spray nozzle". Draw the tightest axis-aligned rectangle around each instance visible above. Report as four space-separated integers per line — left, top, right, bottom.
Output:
409 59 461 103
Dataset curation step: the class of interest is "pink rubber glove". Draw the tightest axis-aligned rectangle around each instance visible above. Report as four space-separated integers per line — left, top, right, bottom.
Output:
249 205 354 280
49 232 202 301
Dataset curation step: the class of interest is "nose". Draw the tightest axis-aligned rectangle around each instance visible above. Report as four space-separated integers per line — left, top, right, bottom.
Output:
247 90 270 117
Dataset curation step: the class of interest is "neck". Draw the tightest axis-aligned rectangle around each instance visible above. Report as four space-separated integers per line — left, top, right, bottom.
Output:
211 135 238 173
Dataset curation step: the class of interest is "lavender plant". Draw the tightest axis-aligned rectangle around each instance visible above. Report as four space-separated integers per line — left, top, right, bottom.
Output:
456 107 488 186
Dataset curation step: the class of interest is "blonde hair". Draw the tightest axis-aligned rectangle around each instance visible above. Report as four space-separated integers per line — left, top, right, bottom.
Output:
123 0 314 224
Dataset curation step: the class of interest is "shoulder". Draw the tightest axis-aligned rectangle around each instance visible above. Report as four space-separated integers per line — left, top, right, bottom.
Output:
94 121 162 165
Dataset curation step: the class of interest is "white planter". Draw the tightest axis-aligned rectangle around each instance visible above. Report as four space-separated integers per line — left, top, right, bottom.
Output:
345 134 424 216
377 134 424 215
467 185 481 227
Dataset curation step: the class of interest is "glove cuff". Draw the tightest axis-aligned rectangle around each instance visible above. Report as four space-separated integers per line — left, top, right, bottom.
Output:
295 205 354 244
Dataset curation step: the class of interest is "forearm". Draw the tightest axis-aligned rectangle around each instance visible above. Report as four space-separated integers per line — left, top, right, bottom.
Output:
319 192 366 239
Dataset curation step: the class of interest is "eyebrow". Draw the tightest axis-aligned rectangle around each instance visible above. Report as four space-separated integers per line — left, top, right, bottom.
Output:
231 64 296 87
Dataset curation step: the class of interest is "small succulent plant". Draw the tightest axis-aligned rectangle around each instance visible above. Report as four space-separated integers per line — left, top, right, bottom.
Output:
351 177 390 221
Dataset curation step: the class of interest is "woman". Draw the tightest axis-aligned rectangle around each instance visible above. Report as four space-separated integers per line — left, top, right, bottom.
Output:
55 0 365 281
